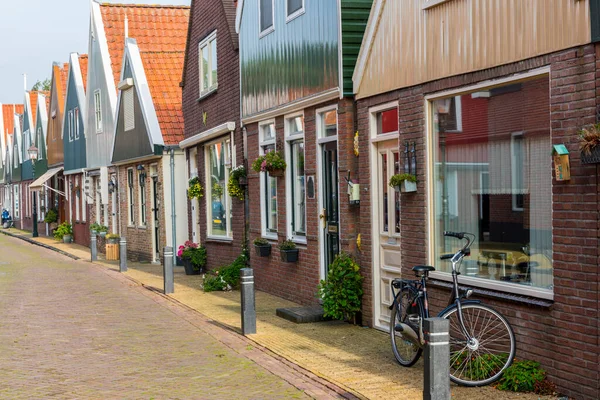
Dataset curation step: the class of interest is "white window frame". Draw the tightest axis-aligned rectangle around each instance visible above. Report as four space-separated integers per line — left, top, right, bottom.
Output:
13 185 19 218
74 107 80 140
37 127 43 160
82 181 86 222
124 88 135 131
286 0 305 23
205 137 233 240
258 0 275 38
68 110 74 142
198 30 218 99
511 132 525 212
259 119 277 240
424 67 553 300
95 178 101 224
138 170 146 227
127 168 135 226
284 112 306 244
75 176 80 222
94 89 103 133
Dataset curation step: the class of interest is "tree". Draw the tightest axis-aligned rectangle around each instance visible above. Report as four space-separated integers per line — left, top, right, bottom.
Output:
31 78 51 92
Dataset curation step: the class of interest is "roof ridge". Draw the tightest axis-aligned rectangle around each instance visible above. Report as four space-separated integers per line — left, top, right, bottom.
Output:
139 50 185 54
99 3 190 9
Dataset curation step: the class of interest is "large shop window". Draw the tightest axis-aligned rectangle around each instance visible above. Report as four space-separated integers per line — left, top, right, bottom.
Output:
430 74 552 294
206 138 232 239
259 121 277 238
286 115 306 241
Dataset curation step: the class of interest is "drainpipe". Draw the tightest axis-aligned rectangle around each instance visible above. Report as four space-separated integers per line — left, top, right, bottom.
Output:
170 147 177 266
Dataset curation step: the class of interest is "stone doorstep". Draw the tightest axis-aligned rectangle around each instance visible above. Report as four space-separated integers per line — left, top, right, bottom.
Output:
276 306 328 323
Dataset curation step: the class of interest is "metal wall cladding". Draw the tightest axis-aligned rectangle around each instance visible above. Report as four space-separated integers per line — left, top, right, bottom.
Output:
356 0 591 99
64 73 87 173
239 0 340 118
85 34 116 170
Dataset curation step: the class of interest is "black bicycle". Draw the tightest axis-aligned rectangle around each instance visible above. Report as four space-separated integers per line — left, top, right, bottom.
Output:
389 231 516 386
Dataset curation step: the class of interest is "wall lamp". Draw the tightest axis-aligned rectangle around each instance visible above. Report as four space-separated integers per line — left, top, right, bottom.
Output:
137 165 147 187
108 176 117 194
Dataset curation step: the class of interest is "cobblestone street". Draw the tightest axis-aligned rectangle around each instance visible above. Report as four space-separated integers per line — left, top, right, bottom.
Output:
0 234 319 399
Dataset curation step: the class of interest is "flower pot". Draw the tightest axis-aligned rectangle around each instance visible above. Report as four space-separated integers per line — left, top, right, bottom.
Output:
107 238 119 244
398 180 417 193
63 234 72 243
176 256 183 266
182 258 202 275
254 244 271 257
268 168 284 177
99 231 107 238
280 248 299 263
238 176 248 186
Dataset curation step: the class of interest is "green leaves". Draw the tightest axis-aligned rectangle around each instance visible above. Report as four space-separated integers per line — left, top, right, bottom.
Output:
497 360 548 393
318 252 363 321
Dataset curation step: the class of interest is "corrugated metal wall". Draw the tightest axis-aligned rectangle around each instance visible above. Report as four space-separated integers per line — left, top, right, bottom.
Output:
356 0 591 99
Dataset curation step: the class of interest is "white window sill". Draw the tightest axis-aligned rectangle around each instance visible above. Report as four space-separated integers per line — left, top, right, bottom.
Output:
259 26 274 39
262 233 278 241
206 236 233 243
291 236 307 246
286 9 305 23
422 0 452 10
197 85 218 102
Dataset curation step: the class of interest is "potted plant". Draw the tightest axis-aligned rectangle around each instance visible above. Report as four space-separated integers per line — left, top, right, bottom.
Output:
253 237 272 257
279 238 299 263
187 176 204 199
106 233 120 244
227 166 246 200
389 173 417 193
44 208 58 230
177 241 207 275
252 150 287 177
54 221 73 243
90 222 108 237
579 123 600 164
318 252 363 323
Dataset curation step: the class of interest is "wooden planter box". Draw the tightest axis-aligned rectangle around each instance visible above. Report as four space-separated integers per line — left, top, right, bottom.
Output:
106 243 119 261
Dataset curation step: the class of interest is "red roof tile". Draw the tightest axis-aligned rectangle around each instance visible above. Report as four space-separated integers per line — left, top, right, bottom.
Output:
2 104 24 145
99 3 190 91
29 92 38 129
60 63 70 105
79 54 88 92
140 51 185 145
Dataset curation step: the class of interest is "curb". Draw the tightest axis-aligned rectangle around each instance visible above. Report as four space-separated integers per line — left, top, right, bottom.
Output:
0 229 81 261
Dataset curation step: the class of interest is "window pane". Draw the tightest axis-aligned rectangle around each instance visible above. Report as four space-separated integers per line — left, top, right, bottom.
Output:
323 110 337 137
263 142 277 232
260 0 273 32
291 140 305 236
289 116 304 135
287 0 302 16
431 76 552 290
262 123 275 141
211 39 217 86
208 140 230 237
381 152 388 232
394 151 400 234
377 108 398 135
202 45 209 90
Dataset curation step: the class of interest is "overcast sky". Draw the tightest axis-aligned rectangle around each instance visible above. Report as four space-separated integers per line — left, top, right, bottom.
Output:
0 0 191 105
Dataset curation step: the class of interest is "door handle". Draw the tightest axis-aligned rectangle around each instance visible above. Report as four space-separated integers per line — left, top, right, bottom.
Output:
319 208 327 228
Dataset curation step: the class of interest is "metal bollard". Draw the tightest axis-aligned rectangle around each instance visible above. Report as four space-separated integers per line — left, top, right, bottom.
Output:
163 246 174 294
119 237 127 272
240 268 256 335
423 318 450 400
90 232 98 262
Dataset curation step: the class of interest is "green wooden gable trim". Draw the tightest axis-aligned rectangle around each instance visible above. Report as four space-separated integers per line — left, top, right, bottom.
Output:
154 144 164 156
341 0 373 97
591 0 600 42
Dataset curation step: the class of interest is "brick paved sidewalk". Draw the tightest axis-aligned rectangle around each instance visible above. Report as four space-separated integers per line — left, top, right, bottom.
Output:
0 228 558 400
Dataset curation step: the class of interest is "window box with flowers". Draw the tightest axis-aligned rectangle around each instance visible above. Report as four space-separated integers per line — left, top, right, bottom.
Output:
177 241 207 275
253 237 272 257
252 151 287 177
187 177 204 199
279 238 299 263
227 166 246 201
388 173 417 193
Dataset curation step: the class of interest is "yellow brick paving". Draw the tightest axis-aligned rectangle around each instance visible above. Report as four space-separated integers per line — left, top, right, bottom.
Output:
2 228 558 400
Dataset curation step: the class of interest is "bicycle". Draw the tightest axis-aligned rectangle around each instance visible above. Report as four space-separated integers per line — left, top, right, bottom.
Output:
389 231 516 386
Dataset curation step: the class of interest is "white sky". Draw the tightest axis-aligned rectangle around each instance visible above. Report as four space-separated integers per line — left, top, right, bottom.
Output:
0 0 191 104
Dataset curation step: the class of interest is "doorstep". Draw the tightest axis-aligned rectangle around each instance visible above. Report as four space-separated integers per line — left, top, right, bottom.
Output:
276 306 327 323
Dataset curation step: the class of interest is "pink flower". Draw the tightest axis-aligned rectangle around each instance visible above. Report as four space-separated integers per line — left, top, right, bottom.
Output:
177 249 183 257
261 160 267 171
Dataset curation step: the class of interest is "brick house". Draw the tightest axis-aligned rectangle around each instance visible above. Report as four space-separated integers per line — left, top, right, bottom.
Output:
235 0 372 305
110 8 190 263
352 0 600 398
180 0 244 269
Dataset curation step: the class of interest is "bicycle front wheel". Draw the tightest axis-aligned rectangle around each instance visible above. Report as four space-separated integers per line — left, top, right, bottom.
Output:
390 287 423 367
439 303 516 386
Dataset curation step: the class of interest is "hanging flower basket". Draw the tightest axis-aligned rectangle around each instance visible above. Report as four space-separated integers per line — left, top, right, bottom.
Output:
579 124 600 164
227 166 246 200
253 238 272 257
252 151 287 177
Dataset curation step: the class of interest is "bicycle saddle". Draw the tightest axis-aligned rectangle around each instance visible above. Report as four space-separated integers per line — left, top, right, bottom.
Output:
412 265 435 273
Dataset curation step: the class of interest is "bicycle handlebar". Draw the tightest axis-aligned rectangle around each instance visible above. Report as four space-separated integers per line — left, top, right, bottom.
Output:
443 231 465 239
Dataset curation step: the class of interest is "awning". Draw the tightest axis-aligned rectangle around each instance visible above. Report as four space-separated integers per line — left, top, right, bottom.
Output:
30 167 63 192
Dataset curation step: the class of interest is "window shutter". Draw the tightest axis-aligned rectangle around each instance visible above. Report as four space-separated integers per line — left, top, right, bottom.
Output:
124 89 135 131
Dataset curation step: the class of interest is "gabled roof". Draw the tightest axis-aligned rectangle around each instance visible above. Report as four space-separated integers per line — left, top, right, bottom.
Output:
49 62 70 116
27 90 49 129
141 50 185 145
98 2 190 91
181 0 238 87
60 63 70 103
3 104 24 138
62 53 88 140
79 54 88 92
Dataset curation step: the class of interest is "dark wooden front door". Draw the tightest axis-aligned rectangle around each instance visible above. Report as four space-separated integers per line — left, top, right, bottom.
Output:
321 141 339 276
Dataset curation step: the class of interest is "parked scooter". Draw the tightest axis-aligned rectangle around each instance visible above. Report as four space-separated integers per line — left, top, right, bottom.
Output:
2 209 14 229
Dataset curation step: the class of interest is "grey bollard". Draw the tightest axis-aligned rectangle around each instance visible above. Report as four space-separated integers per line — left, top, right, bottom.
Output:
119 237 127 272
91 232 98 262
240 268 256 335
163 246 174 294
423 318 450 400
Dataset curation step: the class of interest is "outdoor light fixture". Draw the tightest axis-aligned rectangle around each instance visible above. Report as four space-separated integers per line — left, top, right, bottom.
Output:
138 165 147 187
27 145 38 162
108 177 117 194
27 145 39 238
410 142 417 177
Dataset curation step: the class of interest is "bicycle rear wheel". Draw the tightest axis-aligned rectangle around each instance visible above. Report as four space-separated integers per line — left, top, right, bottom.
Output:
390 287 423 367
439 303 516 386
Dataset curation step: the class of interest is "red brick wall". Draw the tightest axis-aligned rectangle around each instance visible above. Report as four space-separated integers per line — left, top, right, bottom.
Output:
245 98 360 306
181 0 244 270
356 45 599 399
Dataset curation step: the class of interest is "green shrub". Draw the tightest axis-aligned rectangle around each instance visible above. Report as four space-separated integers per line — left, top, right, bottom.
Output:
388 173 417 188
89 222 108 233
53 222 73 240
497 360 547 393
451 352 508 381
44 208 58 224
202 254 248 292
318 252 363 321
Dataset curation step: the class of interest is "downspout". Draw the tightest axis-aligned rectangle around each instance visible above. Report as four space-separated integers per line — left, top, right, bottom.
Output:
170 147 177 266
